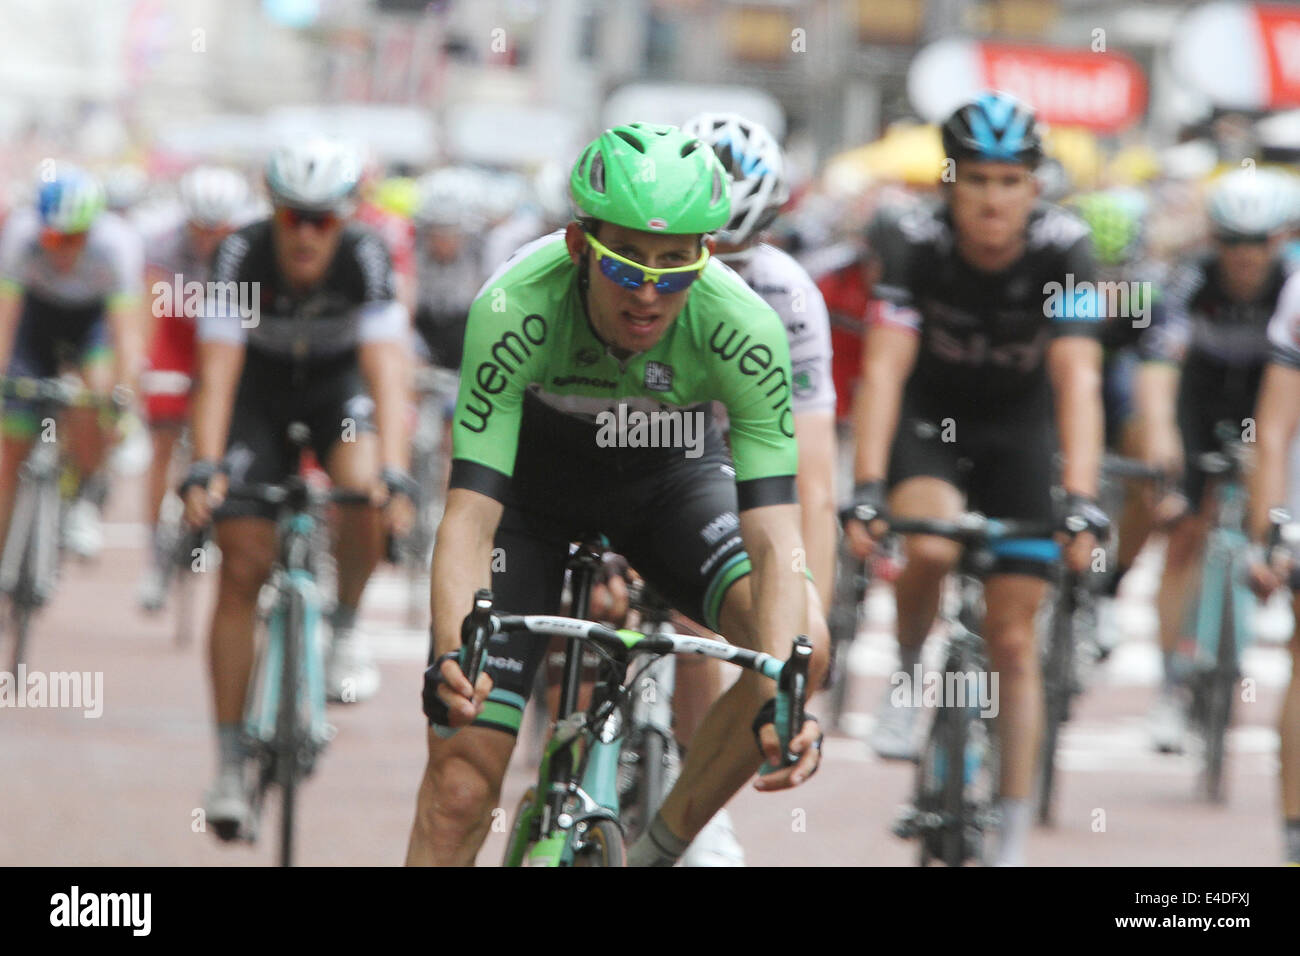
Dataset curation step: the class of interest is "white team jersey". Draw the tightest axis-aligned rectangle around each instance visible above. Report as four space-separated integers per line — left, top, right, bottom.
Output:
730 242 836 416
0 207 143 308
1266 273 1300 514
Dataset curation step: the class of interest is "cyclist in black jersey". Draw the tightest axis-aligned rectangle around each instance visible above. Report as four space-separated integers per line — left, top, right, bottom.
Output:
843 93 1105 866
1246 267 1300 864
181 138 416 836
1136 166 1296 753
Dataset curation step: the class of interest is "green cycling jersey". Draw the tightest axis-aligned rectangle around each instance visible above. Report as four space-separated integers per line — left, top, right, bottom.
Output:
450 231 799 507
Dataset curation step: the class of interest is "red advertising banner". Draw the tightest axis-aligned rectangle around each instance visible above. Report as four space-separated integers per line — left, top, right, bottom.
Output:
1253 3 1300 108
977 43 1146 133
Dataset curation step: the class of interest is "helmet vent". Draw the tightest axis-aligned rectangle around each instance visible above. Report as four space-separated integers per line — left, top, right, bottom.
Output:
614 130 646 153
589 149 605 193
680 140 700 158
710 167 724 204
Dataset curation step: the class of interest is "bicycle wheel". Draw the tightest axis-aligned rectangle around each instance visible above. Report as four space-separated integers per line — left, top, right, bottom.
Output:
1037 584 1075 826
1203 572 1237 804
620 727 680 846
571 818 626 867
276 589 305 867
172 529 204 647
826 547 866 731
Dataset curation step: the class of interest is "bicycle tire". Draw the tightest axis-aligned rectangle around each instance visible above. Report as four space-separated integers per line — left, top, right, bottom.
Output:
571 818 626 867
1203 571 1236 804
1037 585 1075 826
276 588 305 867
622 727 680 846
7 470 53 672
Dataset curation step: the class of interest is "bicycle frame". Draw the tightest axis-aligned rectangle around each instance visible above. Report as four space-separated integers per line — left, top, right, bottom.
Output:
1190 475 1253 669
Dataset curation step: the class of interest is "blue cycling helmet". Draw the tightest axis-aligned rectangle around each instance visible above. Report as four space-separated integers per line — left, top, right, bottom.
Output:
37 166 106 234
941 91 1044 167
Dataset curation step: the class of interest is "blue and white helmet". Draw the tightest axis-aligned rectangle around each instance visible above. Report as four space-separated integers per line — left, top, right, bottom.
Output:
265 138 361 212
1207 167 1298 238
37 165 106 234
941 91 1044 167
681 112 788 247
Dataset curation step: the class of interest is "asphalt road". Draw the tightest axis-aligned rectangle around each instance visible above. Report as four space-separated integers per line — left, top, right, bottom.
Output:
0 473 1293 866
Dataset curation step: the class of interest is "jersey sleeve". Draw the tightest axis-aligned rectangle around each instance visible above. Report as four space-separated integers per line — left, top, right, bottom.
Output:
0 213 33 296
865 211 921 334
1044 233 1104 338
196 231 251 346
105 222 145 306
1268 270 1300 370
710 302 800 510
1138 259 1198 364
447 299 549 502
788 271 837 416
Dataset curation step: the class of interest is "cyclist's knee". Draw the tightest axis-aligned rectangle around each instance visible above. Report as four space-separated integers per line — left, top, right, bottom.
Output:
901 536 958 581
425 751 501 831
215 527 275 595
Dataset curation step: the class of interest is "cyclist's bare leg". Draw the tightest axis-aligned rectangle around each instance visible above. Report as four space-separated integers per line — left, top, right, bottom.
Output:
1116 423 1157 572
406 725 515 866
1282 598 1300 822
209 518 276 722
654 576 829 843
1155 512 1208 659
982 573 1049 799
890 477 964 653
146 424 182 535
0 435 35 551
673 655 722 744
63 358 115 478
324 432 382 610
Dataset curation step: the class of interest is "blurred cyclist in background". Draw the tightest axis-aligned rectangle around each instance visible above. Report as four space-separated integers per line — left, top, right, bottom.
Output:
1070 189 1167 627
1137 166 1297 753
137 165 252 611
0 164 144 560
411 167 486 372
355 149 418 321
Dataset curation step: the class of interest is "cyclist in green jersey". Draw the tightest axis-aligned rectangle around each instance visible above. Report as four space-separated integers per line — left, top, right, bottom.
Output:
406 123 828 866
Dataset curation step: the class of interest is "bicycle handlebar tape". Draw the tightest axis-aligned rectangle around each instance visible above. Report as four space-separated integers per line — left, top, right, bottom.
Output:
759 635 814 777
459 589 495 685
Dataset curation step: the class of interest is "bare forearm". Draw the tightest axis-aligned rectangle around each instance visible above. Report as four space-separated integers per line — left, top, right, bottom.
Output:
795 412 837 609
191 344 244 462
1135 362 1179 431
108 303 145 391
360 339 411 471
0 295 23 374
1055 366 1104 497
741 505 808 657
1248 366 1300 541
853 360 906 482
430 493 500 656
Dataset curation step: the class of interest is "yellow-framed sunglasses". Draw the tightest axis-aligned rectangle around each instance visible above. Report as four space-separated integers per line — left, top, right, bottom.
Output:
584 228 710 293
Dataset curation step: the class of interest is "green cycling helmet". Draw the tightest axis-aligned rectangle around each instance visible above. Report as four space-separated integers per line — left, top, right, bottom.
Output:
569 123 731 235
1072 189 1147 268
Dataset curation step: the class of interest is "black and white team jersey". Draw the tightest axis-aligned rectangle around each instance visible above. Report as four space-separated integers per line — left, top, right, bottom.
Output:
1270 269 1300 371
197 218 407 361
868 199 1102 412
1142 252 1294 369
728 242 836 417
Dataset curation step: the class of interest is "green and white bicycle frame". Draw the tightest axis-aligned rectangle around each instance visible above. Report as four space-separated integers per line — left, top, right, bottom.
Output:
454 588 809 868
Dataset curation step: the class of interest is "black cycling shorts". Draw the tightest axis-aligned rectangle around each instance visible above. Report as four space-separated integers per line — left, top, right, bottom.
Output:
429 394 753 736
3 295 111 438
1176 355 1264 508
216 349 376 521
886 385 1060 578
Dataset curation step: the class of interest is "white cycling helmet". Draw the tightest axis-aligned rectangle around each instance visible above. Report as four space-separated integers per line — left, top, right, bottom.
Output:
1206 167 1296 238
681 112 788 247
532 161 573 225
265 138 361 212
414 167 484 229
179 166 250 228
103 164 148 213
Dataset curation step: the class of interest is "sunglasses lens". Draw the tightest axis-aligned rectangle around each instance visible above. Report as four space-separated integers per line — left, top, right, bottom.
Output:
598 255 646 289
653 271 700 294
